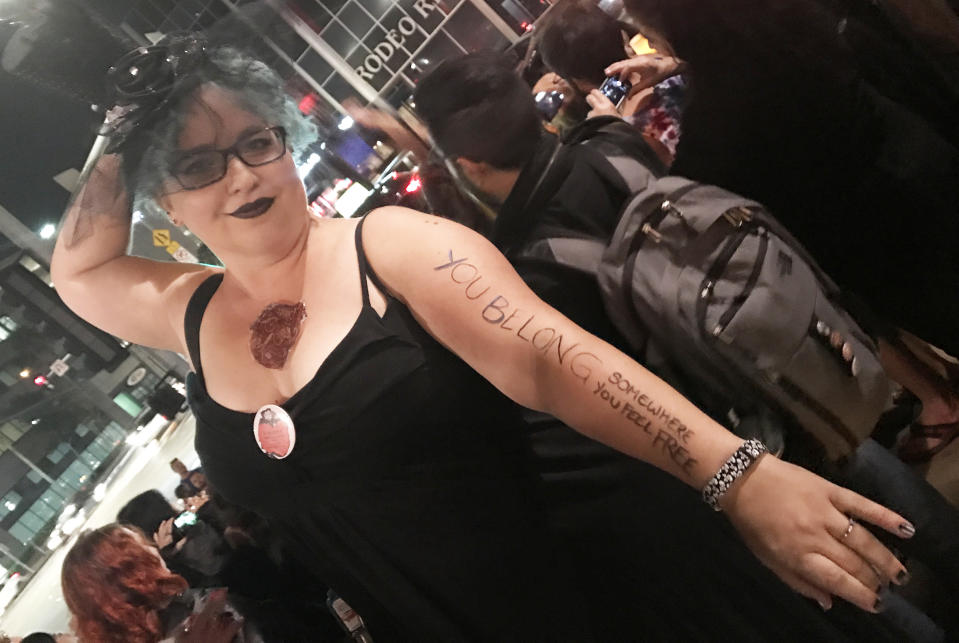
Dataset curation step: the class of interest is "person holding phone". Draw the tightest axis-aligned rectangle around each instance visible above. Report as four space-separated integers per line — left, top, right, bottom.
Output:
533 0 684 164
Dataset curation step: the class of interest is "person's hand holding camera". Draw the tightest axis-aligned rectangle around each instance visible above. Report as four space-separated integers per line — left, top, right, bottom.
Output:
154 517 187 553
605 53 685 96
585 89 621 119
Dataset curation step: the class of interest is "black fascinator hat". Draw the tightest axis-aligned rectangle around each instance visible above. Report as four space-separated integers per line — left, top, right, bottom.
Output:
101 33 209 154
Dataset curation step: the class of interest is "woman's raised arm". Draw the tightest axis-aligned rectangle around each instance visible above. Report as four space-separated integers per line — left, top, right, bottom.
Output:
362 207 912 613
51 154 213 353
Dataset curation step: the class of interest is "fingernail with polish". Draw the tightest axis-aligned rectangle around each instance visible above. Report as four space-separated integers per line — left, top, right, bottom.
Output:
874 597 885 613
898 522 916 538
817 599 831 611
896 569 911 586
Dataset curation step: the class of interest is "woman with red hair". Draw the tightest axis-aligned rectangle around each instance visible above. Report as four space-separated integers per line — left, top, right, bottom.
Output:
61 524 242 643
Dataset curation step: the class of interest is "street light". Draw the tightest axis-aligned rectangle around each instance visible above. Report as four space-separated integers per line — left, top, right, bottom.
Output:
39 223 56 239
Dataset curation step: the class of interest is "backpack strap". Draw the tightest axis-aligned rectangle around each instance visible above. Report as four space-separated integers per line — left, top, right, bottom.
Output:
520 136 563 214
521 236 607 276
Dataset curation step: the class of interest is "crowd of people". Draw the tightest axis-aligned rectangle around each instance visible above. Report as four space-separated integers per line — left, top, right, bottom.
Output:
15 0 958 640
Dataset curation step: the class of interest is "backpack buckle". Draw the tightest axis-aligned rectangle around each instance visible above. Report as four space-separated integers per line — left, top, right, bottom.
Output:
722 206 754 228
641 223 664 243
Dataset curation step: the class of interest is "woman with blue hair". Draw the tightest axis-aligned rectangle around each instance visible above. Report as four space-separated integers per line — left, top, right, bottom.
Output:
50 34 913 639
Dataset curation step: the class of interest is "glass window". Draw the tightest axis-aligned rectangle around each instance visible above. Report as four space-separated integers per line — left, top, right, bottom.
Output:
404 31 464 83
299 49 335 86
338 1 376 39
396 0 454 31
266 18 311 60
320 0 350 14
442 1 510 52
348 45 393 91
290 0 334 33
0 315 16 331
105 422 126 441
324 73 366 105
477 0 537 33
0 491 22 518
1 423 24 442
75 424 89 436
47 441 70 464
9 523 33 544
381 6 428 53
26 470 44 484
31 501 55 521
20 510 46 532
321 19 362 58
41 489 66 508
362 26 410 73
113 392 142 417
359 0 395 18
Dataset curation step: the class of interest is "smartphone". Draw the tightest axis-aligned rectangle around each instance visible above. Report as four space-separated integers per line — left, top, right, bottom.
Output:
173 510 197 529
599 76 632 108
533 90 565 123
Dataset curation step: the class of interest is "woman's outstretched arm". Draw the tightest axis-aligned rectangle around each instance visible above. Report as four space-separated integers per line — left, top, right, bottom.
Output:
362 207 911 613
51 154 212 352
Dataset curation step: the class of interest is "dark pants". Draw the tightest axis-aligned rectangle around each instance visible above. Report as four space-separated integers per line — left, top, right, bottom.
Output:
832 439 959 641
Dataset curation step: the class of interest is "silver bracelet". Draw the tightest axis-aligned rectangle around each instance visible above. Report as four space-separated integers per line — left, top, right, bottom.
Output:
702 439 768 511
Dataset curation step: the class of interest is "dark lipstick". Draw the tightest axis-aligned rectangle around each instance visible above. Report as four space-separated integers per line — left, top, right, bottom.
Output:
230 197 274 219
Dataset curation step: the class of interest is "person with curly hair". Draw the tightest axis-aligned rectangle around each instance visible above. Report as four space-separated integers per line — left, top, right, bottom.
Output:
61 524 242 643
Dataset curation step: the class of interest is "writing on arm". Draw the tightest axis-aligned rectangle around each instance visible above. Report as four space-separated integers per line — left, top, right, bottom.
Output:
434 248 699 477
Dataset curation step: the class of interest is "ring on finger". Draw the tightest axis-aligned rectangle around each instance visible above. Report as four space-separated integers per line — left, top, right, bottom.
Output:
840 516 856 542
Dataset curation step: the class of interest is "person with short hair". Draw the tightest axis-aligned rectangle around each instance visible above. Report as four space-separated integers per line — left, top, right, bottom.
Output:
170 458 207 496
534 0 684 161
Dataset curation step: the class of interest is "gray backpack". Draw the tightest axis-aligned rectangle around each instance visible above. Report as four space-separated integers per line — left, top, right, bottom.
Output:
534 175 893 459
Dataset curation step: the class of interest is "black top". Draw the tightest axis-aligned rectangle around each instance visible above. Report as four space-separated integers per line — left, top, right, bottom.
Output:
185 218 588 641
185 218 904 642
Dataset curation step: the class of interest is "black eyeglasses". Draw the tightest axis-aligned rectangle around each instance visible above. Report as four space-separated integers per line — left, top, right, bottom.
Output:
170 126 287 190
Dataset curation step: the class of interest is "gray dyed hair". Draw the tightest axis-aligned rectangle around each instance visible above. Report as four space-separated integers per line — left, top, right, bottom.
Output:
120 45 318 217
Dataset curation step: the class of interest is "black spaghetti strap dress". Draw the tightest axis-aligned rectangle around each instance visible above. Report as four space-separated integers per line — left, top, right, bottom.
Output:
184 218 905 642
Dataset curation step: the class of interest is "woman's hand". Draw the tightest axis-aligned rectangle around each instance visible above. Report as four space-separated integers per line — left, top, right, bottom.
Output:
723 455 913 612
605 54 684 96
154 517 177 550
343 98 404 137
585 89 622 120
342 99 430 163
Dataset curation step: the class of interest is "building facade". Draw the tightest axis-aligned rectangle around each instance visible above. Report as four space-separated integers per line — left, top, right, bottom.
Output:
0 228 187 577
